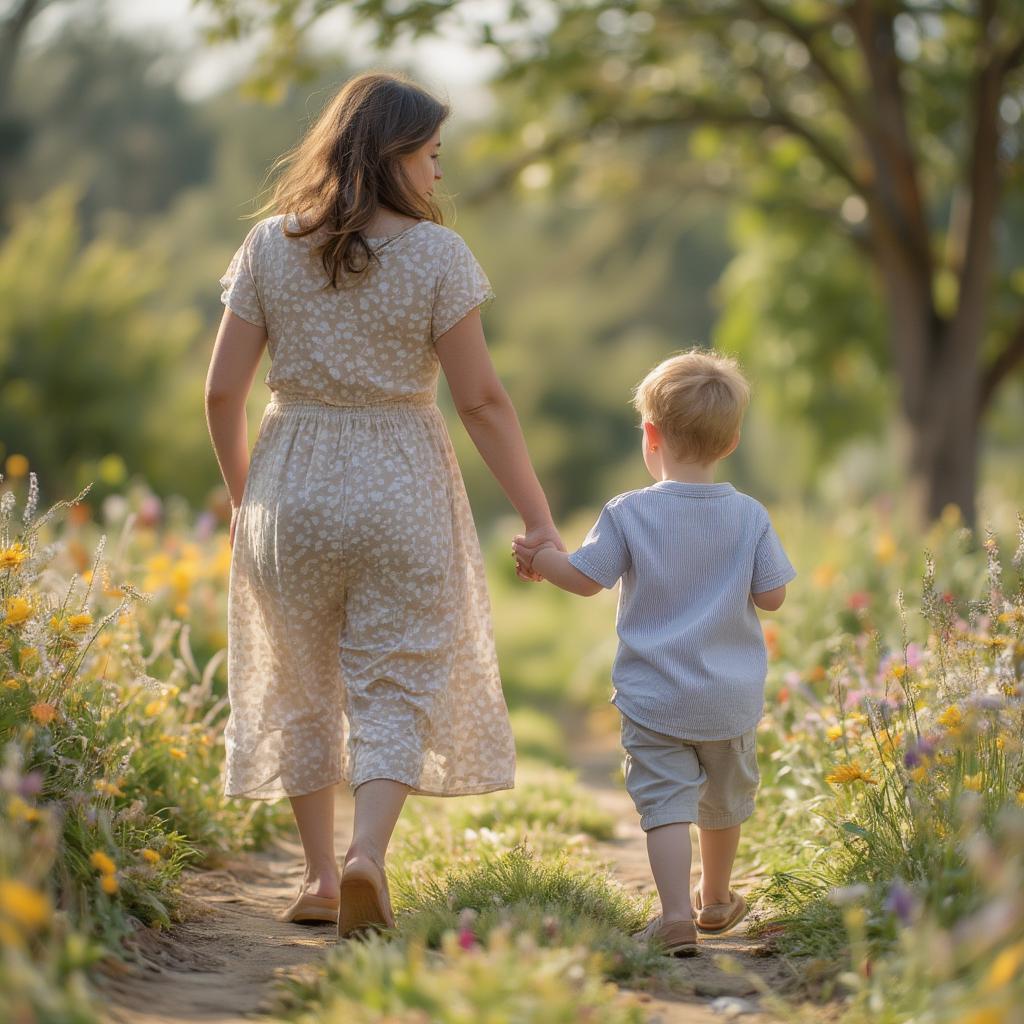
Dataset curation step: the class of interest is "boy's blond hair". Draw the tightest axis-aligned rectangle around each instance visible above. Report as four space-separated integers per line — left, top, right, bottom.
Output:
632 348 750 465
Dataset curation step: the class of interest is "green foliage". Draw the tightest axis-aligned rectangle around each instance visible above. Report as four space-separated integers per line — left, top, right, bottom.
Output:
0 189 209 508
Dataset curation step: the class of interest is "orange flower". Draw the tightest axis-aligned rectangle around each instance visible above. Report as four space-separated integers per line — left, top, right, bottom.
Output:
29 703 58 726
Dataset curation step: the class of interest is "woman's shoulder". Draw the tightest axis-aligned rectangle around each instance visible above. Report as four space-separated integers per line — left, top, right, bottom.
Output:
413 220 476 256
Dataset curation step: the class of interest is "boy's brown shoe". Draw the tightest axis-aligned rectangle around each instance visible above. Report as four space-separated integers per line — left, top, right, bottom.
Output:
692 887 748 934
632 915 700 957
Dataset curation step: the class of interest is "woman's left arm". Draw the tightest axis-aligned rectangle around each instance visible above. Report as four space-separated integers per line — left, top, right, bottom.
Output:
205 310 268 538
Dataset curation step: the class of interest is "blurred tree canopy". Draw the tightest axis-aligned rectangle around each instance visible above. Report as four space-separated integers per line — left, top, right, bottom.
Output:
202 0 1024 525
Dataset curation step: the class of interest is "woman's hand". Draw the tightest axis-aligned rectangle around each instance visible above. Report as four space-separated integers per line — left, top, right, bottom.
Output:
513 523 564 582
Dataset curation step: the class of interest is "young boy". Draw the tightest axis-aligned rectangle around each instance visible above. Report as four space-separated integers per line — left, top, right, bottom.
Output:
513 348 795 957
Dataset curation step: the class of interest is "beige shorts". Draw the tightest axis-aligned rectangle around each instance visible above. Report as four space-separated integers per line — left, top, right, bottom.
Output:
620 713 760 831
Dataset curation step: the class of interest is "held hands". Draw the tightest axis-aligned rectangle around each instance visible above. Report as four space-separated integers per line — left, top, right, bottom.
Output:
512 523 563 582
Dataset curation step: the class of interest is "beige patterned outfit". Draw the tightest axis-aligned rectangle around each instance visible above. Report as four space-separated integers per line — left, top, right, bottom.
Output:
218 214 516 800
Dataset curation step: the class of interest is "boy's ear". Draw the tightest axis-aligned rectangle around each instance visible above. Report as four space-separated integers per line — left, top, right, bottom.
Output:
642 421 662 449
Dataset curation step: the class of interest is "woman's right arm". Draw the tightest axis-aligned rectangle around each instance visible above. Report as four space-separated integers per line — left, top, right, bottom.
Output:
435 309 562 566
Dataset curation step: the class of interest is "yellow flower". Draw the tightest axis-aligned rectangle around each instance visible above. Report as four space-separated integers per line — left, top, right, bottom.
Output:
825 724 844 742
812 563 837 588
93 780 124 798
100 874 119 895
140 848 161 865
0 880 51 930
0 543 28 571
2 597 33 627
144 700 166 717
4 454 29 478
910 766 928 784
174 601 190 619
955 1009 1011 1024
29 702 58 726
984 941 1024 992
826 762 878 785
938 706 963 731
67 613 93 631
2 677 20 690
1016 791 1024 807
962 773 983 792
847 712 869 726
7 795 39 822
168 748 187 760
889 664 906 680
874 533 897 564
89 850 116 875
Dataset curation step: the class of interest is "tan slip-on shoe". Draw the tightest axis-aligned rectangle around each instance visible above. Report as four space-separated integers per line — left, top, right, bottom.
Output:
338 852 395 939
692 886 748 934
275 890 340 925
632 915 700 957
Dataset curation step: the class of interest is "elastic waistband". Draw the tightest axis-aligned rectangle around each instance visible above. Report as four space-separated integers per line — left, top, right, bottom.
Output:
267 392 434 412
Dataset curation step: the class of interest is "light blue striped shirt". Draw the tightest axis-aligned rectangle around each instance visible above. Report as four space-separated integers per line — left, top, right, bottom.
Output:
567 481 796 742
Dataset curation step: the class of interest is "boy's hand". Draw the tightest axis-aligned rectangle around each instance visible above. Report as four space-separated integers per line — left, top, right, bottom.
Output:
512 536 557 575
512 524 564 582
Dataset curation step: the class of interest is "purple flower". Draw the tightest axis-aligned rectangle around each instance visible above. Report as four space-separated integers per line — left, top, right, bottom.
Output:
18 770 43 797
885 880 915 925
903 737 935 769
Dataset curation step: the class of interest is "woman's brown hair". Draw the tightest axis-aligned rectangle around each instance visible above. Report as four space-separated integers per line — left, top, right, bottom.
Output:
257 71 449 287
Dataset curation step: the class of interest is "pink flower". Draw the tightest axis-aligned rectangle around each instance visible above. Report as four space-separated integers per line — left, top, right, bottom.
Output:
848 591 871 610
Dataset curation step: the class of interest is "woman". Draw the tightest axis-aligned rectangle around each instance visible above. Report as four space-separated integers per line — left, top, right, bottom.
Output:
205 71 560 938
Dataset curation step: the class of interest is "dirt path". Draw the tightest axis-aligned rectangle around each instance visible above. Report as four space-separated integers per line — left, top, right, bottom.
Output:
97 738 790 1023
96 798 354 1024
572 725 792 1022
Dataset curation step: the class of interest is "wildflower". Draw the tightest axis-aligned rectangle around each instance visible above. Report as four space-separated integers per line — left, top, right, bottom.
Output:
889 664 906 680
140 848 161 865
938 706 963 731
4 454 29 478
812 563 837 588
2 678 19 690
826 762 878 785
457 907 477 950
0 880 51 930
884 880 915 925
67 613 93 631
904 737 936 769
828 883 868 906
7 796 39 822
962 773 983 792
847 591 871 611
144 700 166 717
168 748 187 760
29 703 57 726
826 724 843 742
874 533 896 564
100 874 119 895
909 765 928 784
983 940 1024 991
89 850 116 875
93 780 124 798
0 544 28 571
2 597 33 627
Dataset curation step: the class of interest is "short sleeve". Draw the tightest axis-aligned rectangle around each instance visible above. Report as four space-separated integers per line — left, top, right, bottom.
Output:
751 518 796 594
567 503 631 589
219 222 266 328
431 235 495 342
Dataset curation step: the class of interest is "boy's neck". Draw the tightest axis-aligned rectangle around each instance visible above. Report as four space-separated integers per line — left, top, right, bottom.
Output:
657 459 721 485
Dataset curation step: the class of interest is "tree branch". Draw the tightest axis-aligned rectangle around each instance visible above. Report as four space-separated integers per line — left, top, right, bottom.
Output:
979 314 1024 412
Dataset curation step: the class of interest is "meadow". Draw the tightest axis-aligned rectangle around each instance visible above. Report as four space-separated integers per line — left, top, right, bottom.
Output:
2 455 1023 1022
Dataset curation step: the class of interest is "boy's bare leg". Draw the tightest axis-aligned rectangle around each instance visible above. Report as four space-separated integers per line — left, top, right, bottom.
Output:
697 824 741 905
645 822 694 922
